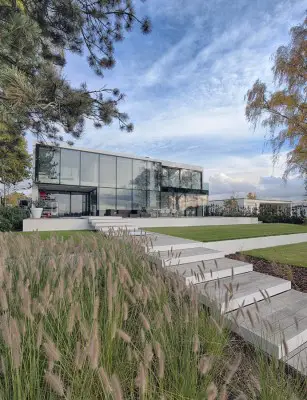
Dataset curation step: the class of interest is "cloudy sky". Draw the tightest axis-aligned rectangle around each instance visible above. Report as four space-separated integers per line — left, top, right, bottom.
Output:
29 0 306 199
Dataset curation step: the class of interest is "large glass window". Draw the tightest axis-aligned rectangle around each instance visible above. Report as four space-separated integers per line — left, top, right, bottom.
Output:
161 192 170 209
148 162 161 190
99 188 116 215
132 190 147 209
52 193 70 216
80 152 99 186
162 167 169 186
117 157 132 188
181 169 192 189
117 189 132 210
60 149 80 185
133 160 147 190
37 146 60 183
191 171 202 190
100 154 116 188
169 168 180 187
148 191 160 209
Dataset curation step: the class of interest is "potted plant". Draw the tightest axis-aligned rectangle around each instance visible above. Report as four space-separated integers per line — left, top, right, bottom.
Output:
31 199 45 219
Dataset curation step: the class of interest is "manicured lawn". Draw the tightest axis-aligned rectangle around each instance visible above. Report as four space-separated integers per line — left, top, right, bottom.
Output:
145 223 307 242
20 230 96 240
243 242 307 268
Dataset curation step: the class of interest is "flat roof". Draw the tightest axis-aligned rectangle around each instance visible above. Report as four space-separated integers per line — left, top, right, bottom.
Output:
36 142 203 172
209 198 292 203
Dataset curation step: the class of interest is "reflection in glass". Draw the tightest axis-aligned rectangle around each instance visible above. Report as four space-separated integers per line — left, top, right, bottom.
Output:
117 157 132 188
133 160 147 190
148 191 160 209
161 192 170 209
99 188 116 214
52 193 70 216
81 152 99 186
169 168 180 187
162 167 169 186
117 189 132 209
60 149 80 185
133 190 147 209
191 171 202 189
37 146 60 183
181 169 192 189
71 193 88 216
100 154 116 188
148 162 161 190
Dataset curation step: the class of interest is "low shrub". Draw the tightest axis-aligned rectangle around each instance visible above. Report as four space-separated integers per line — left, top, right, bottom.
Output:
0 232 304 399
0 206 29 232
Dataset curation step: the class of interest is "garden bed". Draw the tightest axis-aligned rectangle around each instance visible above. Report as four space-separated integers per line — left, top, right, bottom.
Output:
228 253 307 293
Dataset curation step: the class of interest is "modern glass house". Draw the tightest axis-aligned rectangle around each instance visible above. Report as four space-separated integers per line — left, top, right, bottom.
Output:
33 144 209 217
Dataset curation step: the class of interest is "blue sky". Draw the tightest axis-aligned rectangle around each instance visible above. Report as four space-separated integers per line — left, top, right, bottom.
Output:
29 0 306 199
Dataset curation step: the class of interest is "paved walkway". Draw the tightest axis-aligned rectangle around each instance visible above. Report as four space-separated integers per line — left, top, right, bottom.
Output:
145 232 307 376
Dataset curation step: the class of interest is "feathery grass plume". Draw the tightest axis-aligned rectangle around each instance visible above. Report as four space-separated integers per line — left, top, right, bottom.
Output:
158 348 165 379
155 311 163 329
193 334 200 353
235 394 248 400
135 361 147 396
44 371 65 397
140 328 145 344
111 374 124 400
163 304 172 323
36 320 43 349
93 296 99 321
88 325 100 369
74 341 85 370
144 342 153 367
127 345 132 362
98 366 112 394
43 338 61 362
10 318 21 369
206 382 218 400
183 304 189 323
219 385 228 400
225 353 242 385
198 355 212 375
67 304 76 334
0 287 8 311
123 302 128 321
140 313 150 331
117 329 131 343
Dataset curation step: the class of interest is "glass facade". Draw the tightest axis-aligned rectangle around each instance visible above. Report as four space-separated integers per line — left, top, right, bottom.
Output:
35 145 208 216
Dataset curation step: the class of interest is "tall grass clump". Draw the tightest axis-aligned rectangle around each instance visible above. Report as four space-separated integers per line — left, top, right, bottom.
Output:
0 232 305 399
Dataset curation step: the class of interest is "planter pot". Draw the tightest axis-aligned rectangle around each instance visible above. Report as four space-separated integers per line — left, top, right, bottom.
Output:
31 207 43 219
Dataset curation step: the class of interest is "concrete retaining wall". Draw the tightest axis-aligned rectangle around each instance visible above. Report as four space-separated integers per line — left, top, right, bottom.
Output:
137 217 259 228
203 233 307 255
23 218 92 232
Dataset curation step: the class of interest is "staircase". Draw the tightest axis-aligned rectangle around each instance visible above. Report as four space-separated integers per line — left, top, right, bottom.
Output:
147 233 307 376
88 216 139 232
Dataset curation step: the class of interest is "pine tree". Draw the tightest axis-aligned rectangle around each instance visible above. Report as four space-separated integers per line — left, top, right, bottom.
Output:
0 0 151 142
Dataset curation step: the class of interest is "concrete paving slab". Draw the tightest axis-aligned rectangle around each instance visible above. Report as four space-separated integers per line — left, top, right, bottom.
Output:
151 246 225 266
283 342 307 376
196 271 291 313
227 290 307 359
166 258 253 284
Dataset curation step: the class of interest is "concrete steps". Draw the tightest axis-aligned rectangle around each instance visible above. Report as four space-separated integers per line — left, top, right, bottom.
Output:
196 271 291 314
227 289 307 361
142 232 307 374
88 216 138 232
166 258 253 284
151 246 225 267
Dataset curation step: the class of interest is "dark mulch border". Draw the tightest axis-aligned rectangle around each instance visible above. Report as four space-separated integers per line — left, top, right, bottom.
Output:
228 253 307 293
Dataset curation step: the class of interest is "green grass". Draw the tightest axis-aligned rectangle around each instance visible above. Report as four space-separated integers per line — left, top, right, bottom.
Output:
0 232 305 399
146 223 307 242
243 242 307 268
20 230 96 240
